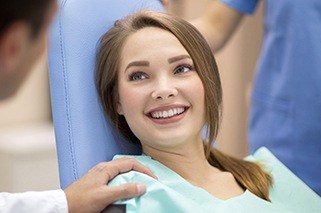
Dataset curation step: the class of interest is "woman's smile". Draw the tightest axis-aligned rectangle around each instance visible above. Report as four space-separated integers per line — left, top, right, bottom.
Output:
146 105 190 125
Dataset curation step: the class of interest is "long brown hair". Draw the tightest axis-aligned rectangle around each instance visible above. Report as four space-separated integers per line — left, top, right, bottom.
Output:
96 11 272 201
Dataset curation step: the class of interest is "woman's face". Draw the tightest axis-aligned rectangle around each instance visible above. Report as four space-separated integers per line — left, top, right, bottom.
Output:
117 27 205 151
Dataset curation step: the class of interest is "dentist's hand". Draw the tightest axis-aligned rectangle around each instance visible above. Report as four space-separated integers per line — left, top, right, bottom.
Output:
64 158 157 213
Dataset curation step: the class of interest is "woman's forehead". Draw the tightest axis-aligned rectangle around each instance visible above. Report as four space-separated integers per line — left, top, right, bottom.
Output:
120 27 189 62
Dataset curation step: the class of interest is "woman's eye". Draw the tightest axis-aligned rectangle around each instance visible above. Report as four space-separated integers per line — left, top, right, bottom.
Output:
174 65 194 74
128 72 147 81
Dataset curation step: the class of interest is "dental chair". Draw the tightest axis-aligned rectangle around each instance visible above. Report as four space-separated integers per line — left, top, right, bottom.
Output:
48 1 321 211
48 0 164 189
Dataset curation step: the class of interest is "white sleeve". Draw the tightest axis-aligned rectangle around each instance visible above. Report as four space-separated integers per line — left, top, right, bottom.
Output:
0 189 68 213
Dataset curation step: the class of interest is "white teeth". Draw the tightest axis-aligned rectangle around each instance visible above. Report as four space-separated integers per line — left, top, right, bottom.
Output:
151 107 185 119
173 108 177 115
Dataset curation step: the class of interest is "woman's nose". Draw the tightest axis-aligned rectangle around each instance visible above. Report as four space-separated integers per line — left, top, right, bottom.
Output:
151 80 178 100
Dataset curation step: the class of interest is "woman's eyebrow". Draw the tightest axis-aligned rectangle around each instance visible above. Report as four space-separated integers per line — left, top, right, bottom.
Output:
124 55 191 72
125 61 149 72
168 55 191 63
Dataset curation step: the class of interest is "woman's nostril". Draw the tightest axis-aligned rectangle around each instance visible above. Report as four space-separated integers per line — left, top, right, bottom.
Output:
151 88 178 100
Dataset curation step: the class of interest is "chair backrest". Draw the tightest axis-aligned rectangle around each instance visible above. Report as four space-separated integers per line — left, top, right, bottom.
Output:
48 0 164 189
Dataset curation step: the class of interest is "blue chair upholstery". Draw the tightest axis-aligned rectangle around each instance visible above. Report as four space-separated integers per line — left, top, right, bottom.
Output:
48 0 164 189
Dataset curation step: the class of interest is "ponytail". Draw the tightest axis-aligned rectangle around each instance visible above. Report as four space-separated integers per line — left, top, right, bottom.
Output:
206 146 272 201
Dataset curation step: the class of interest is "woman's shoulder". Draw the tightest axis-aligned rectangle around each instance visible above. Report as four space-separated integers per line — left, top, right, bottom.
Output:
109 154 157 184
245 147 321 213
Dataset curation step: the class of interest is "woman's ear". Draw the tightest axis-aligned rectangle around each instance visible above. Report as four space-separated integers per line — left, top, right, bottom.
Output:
0 21 30 73
117 101 124 115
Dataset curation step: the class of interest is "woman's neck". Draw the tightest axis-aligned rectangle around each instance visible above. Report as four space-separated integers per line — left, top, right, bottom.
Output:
142 141 220 185
142 140 245 200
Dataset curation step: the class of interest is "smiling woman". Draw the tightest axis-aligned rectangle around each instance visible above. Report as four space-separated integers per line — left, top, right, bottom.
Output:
95 11 295 212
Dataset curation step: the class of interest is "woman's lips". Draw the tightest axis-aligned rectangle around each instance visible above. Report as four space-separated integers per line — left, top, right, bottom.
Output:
147 106 189 125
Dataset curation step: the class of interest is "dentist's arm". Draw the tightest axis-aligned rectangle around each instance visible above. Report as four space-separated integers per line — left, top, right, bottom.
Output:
190 0 244 52
0 158 156 213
